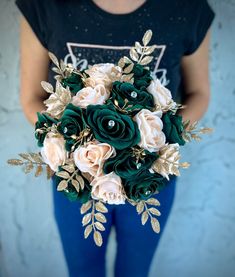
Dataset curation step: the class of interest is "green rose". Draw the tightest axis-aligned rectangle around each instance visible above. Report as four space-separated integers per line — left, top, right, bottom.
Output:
57 103 87 151
132 64 152 89
52 168 91 204
62 72 84 94
34 112 58 147
103 148 158 179
123 170 166 201
162 112 186 145
86 104 140 150
109 81 154 112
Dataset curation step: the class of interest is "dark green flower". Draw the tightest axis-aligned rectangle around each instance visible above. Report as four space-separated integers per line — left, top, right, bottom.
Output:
57 103 87 151
103 148 158 179
86 104 140 150
53 168 91 204
34 112 58 147
62 72 84 94
132 64 152 89
110 81 154 112
123 170 166 201
162 112 186 145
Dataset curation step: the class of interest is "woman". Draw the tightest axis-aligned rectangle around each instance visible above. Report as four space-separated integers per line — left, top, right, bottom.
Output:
16 0 215 276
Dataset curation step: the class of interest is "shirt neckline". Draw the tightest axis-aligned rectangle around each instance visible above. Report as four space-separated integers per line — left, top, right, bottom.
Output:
86 0 153 20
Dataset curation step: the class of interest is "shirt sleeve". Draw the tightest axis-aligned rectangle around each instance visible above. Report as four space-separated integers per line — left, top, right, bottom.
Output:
184 0 215 55
15 0 48 49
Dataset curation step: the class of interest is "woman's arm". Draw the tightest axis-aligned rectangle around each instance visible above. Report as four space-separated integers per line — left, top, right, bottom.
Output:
178 29 212 125
19 15 50 125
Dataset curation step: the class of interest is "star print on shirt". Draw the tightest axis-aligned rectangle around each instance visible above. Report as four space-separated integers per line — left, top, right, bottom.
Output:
64 42 169 86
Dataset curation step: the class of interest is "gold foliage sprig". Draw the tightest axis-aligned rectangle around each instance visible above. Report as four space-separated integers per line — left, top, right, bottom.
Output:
182 120 213 143
128 197 161 233
117 30 157 84
55 162 85 193
130 30 157 66
81 200 108 247
7 152 54 179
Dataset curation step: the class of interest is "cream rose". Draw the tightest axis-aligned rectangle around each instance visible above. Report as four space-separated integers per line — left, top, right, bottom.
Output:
73 140 116 177
85 63 121 90
133 109 166 152
147 79 176 110
71 84 109 108
90 172 125 205
40 132 68 172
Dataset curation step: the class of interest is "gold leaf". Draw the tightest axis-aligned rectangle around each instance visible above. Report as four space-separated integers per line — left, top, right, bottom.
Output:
80 201 92 214
95 201 108 213
123 63 134 74
142 30 152 46
48 52 60 68
118 57 125 68
127 199 137 206
7 159 24 166
139 56 153 65
172 166 180 176
56 171 70 179
148 208 161 216
76 175 85 190
95 222 105 231
52 67 61 74
29 153 44 164
57 180 68 191
180 162 190 169
41 81 54 93
136 201 144 214
95 213 107 223
35 165 43 177
144 45 156 55
84 224 92 239
71 179 80 193
123 56 132 64
46 165 54 179
135 41 142 54
24 163 34 174
82 213 91 226
93 231 103 247
200 127 213 134
61 164 75 173
130 48 139 62
151 217 160 233
141 211 149 225
19 153 32 161
146 198 161 206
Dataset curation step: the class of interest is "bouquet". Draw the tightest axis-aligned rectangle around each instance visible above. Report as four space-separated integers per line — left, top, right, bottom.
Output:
8 30 212 246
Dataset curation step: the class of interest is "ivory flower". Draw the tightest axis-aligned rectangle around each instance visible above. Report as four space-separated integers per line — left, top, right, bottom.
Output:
85 63 121 90
90 172 125 205
71 84 110 108
40 132 67 172
147 79 176 111
133 109 166 152
73 140 116 177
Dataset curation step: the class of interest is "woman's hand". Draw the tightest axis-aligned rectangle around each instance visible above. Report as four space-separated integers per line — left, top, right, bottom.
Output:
179 29 212 125
19 15 50 125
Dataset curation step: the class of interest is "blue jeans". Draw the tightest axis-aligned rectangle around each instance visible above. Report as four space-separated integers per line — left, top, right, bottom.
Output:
52 175 177 277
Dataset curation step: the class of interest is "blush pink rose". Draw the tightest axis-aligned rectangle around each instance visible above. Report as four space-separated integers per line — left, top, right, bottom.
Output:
90 172 126 205
71 84 109 108
73 140 116 177
133 109 166 152
40 132 68 172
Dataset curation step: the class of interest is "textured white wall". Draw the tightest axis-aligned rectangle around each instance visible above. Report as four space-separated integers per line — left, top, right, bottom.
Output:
0 1 235 277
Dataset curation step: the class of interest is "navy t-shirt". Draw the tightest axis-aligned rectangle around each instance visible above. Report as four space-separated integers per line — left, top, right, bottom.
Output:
15 0 215 100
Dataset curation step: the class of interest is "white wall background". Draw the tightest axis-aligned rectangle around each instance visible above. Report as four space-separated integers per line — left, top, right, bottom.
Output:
0 0 235 276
